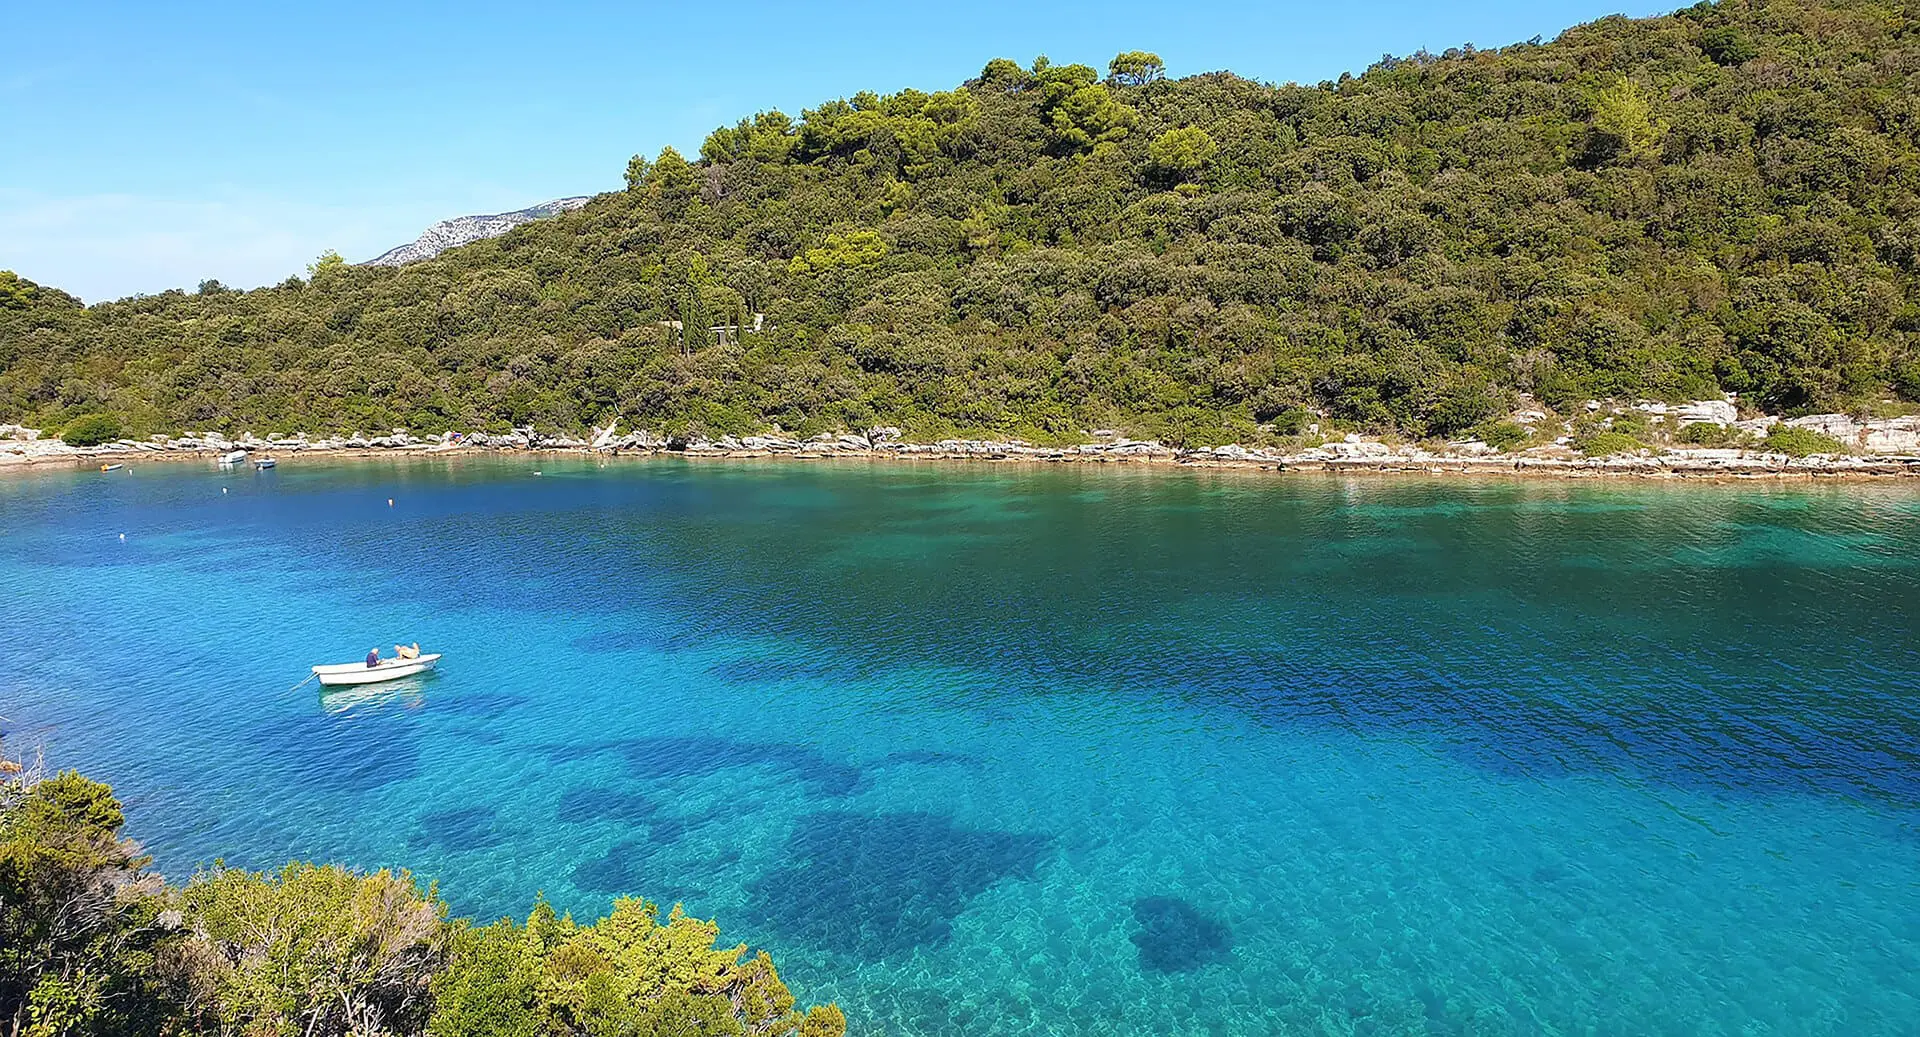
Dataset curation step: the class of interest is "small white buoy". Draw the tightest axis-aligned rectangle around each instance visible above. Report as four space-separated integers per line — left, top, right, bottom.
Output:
388 498 394 507
118 533 126 542
532 471 542 476
221 487 228 494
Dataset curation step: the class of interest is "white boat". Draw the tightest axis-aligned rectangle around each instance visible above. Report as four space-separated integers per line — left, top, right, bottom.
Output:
254 457 276 469
218 450 248 465
312 653 441 686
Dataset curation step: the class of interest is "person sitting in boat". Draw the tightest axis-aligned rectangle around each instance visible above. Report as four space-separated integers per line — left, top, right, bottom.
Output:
365 647 381 668
396 643 420 660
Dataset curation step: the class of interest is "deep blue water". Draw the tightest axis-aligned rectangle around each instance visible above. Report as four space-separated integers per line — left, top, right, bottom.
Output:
3 458 1918 1035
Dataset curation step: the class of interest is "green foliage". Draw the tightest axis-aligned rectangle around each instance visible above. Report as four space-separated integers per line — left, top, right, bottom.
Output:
1608 411 1653 439
788 231 888 274
174 862 447 1037
0 271 38 310
59 413 122 446
1762 424 1848 456
978 58 1029 89
429 899 844 1037
306 250 346 279
1 772 167 1037
1474 421 1530 450
2 766 842 1037
1586 77 1667 164
1147 127 1217 179
1677 421 1739 445
623 154 651 191
1700 25 1758 64
4 0 1918 444
0 271 77 313
1574 431 1647 456
1036 62 1138 152
1108 51 1165 86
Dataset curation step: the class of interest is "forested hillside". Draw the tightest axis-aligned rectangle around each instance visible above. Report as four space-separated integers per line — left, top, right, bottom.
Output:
4 0 1919 446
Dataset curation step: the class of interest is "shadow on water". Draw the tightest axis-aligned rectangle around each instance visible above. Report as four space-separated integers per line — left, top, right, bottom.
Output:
1196 652 1920 807
555 786 660 824
707 656 859 685
1131 895 1233 973
249 711 422 793
747 811 1052 960
412 806 507 852
877 749 985 770
542 735 865 797
573 836 680 895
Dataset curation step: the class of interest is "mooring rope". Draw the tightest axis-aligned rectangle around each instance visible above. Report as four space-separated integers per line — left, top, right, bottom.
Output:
285 672 318 695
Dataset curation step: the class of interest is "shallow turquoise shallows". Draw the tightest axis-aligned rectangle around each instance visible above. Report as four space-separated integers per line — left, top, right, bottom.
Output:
4 458 1919 1035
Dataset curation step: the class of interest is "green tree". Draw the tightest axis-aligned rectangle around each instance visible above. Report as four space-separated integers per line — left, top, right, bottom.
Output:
0 271 38 310
1699 25 1757 65
977 57 1029 89
1107 51 1166 86
306 250 346 279
624 154 652 191
1586 77 1666 163
1147 127 1218 179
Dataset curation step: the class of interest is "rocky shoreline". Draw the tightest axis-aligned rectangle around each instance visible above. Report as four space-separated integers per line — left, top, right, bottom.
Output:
5 422 1920 480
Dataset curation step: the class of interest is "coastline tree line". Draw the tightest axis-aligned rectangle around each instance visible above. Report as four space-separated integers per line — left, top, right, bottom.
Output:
3 0 1919 449
0 761 846 1037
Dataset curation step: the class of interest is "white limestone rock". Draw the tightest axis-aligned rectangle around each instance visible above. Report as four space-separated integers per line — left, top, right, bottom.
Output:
364 197 592 266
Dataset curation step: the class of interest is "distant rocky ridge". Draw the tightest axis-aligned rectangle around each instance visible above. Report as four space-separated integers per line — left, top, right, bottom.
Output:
363 197 592 266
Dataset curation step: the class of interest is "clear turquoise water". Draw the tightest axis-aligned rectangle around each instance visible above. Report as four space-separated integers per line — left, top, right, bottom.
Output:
3 458 1918 1035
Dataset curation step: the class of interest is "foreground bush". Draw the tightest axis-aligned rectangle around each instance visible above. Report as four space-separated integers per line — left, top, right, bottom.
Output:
0 763 844 1037
168 863 447 1037
430 899 845 1037
1 770 174 1036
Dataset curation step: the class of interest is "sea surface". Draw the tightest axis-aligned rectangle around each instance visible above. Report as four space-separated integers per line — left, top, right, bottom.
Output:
2 458 1917 1035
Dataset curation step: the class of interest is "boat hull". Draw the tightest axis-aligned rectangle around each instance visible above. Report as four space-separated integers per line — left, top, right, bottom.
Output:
313 654 440 686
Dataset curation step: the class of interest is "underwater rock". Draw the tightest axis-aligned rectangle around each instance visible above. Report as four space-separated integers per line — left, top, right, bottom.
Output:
412 806 506 851
748 811 1052 959
1131 895 1232 972
571 838 657 894
555 786 658 824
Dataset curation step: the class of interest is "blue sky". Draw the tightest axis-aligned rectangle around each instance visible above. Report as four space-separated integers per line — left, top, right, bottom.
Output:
3 0 1660 302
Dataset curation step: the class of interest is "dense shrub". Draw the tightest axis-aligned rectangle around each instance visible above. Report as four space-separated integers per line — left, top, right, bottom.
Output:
1677 422 1739 445
0 763 845 1037
1473 421 1529 451
1762 425 1848 457
1574 431 1647 456
58 413 121 446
